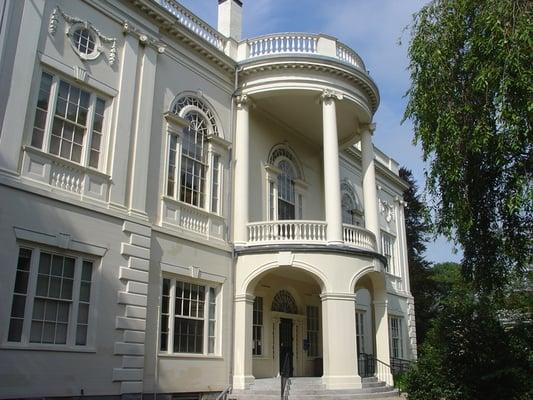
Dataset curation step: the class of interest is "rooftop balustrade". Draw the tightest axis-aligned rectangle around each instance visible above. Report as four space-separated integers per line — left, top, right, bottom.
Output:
239 33 367 71
151 1 367 72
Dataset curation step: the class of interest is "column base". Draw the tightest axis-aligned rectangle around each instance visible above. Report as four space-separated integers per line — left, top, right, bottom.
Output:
321 374 362 390
232 374 255 390
327 240 344 246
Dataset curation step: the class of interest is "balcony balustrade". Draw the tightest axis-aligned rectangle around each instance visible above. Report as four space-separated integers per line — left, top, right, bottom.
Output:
246 220 377 252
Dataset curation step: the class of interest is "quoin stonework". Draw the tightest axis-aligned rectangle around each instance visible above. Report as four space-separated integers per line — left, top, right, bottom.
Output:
0 0 417 398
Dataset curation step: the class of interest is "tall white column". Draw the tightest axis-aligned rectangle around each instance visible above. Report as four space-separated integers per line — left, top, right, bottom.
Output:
232 293 255 389
233 95 250 245
373 301 393 386
321 293 362 390
321 90 343 245
361 124 380 248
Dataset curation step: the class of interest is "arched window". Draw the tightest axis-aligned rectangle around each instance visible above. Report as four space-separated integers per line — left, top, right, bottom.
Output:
267 144 305 221
271 290 298 314
341 181 364 226
342 192 356 225
166 94 223 212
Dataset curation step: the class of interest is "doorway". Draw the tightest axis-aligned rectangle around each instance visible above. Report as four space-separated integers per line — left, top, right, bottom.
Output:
279 318 293 377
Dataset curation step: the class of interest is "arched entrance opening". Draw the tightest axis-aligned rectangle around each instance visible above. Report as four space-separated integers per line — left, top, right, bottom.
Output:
248 266 324 379
353 270 393 385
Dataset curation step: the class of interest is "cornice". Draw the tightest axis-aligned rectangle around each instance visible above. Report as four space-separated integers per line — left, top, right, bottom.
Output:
239 57 379 113
125 0 236 74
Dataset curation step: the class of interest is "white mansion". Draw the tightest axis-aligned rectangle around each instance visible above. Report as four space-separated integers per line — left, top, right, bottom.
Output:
0 0 417 398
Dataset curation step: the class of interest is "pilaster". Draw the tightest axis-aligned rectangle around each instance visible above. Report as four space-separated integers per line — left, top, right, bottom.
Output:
373 300 393 386
109 34 139 209
0 0 44 173
406 296 418 359
232 293 255 390
320 292 362 389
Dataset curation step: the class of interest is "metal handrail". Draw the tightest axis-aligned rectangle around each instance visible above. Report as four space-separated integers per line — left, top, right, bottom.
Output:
280 352 291 399
215 385 232 400
390 356 413 375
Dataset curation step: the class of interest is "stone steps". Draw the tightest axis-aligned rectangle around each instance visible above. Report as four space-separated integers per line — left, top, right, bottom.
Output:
228 377 400 400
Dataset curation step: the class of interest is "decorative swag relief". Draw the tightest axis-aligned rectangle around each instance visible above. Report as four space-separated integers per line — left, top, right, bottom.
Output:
48 6 117 66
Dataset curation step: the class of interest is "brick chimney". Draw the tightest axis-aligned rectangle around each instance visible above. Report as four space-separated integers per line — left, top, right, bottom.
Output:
217 0 242 41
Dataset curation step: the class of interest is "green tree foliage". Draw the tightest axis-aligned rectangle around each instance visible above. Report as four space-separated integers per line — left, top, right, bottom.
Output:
404 0 533 293
399 167 435 345
404 282 533 400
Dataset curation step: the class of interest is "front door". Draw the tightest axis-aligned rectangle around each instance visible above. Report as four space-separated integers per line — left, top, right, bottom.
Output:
279 318 293 376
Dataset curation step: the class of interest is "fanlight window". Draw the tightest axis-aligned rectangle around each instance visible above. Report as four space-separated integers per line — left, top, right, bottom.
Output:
271 290 298 314
172 96 220 137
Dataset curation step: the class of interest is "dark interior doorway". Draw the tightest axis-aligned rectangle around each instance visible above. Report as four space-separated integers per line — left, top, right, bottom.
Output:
279 318 293 377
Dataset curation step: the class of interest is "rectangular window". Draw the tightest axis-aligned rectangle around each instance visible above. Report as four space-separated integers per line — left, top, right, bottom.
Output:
159 278 218 355
306 305 319 357
252 296 263 356
381 232 395 273
355 310 365 354
389 316 403 359
7 247 94 347
30 71 107 169
211 154 220 213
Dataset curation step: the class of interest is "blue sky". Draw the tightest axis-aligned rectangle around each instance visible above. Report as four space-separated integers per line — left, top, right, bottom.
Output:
177 0 462 264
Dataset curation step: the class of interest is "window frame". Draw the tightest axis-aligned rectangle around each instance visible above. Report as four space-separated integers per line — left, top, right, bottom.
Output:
252 296 263 356
159 276 220 357
265 154 306 222
4 245 98 351
381 231 396 274
163 105 224 217
28 69 110 171
389 316 404 359
306 305 320 358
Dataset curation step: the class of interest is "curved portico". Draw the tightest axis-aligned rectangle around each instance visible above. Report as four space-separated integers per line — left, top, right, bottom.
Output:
231 31 394 392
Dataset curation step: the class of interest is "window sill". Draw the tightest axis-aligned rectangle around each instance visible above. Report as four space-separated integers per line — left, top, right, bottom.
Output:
21 146 111 202
161 196 226 241
158 352 223 360
0 342 96 353
162 196 224 221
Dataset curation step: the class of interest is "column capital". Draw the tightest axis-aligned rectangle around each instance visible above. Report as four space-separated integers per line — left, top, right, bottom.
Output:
360 122 376 135
320 89 343 103
234 293 255 304
320 292 357 302
235 94 251 108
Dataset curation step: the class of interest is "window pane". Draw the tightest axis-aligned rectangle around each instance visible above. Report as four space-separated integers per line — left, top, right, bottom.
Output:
80 281 91 302
76 325 88 345
11 295 26 318
8 319 23 342
82 261 93 281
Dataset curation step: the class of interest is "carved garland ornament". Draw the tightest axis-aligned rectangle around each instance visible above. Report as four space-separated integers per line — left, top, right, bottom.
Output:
379 198 395 223
49 6 117 66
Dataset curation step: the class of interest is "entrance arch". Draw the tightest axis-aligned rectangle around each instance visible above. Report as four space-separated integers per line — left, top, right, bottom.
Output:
351 268 393 385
